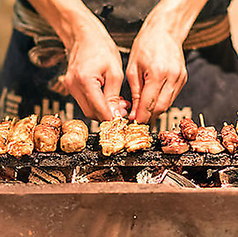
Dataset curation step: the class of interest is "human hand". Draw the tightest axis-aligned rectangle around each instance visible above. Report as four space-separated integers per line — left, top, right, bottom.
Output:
126 0 208 124
127 26 187 124
28 0 128 121
62 12 127 121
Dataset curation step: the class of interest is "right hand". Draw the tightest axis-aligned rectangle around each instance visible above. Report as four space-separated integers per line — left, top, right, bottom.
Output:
62 12 126 121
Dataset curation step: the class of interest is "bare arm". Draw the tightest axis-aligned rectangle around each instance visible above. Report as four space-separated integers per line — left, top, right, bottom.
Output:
28 0 126 121
127 0 208 123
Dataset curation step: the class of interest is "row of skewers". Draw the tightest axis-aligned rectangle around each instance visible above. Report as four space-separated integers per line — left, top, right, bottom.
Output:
0 113 238 159
159 115 238 155
0 114 152 158
0 114 88 158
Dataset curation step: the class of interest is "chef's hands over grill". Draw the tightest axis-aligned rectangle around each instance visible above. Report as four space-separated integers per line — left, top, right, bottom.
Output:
127 0 208 124
28 0 208 123
28 0 128 121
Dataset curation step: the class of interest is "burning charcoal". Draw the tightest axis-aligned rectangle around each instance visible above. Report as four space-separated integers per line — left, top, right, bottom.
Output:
136 167 164 184
137 168 198 188
219 167 238 187
0 166 16 181
28 167 66 184
71 167 124 183
158 170 199 188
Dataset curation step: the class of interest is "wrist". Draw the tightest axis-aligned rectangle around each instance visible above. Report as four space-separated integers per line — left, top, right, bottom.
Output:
143 0 208 44
27 0 103 50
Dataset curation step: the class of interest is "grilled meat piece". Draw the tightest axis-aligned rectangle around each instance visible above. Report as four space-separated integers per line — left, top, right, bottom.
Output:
221 124 238 154
34 125 59 152
125 122 152 152
60 119 88 153
189 126 225 154
7 115 37 158
158 131 190 154
0 119 15 154
40 115 62 134
34 115 62 152
179 118 198 141
99 117 128 156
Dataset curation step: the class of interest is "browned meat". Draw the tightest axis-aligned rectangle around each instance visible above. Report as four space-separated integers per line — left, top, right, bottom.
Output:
7 115 37 157
40 115 62 134
189 126 225 154
34 124 59 152
99 117 128 156
179 118 198 141
34 115 62 152
158 131 190 154
0 119 15 154
221 124 238 154
60 119 88 153
125 121 152 152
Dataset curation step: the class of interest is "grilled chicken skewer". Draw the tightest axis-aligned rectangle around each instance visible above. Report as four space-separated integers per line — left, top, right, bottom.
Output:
99 117 128 156
125 121 152 152
0 118 15 154
60 119 88 153
221 122 238 154
179 118 198 141
7 114 37 158
189 126 225 154
158 130 190 154
187 114 224 154
34 115 62 152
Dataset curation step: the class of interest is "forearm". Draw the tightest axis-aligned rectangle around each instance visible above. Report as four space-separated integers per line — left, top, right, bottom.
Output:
143 0 208 44
27 0 107 50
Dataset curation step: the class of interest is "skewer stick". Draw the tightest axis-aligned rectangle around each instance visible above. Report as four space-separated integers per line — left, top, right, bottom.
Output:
199 113 205 127
5 116 9 121
223 122 228 126
236 112 238 131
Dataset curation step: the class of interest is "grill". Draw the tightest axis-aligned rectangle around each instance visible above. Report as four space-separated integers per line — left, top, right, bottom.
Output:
1 133 238 236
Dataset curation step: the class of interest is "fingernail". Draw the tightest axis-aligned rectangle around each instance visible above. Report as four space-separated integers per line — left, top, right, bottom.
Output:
113 109 122 118
129 110 136 121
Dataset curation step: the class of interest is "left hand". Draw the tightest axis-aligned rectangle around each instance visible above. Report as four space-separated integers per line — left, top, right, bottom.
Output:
126 23 187 124
126 0 208 124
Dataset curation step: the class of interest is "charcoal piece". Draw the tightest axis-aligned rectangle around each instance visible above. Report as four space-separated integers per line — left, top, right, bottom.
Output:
231 153 238 166
0 166 15 181
28 167 66 184
71 167 124 183
137 168 198 188
219 167 238 187
204 153 231 166
136 167 165 184
158 170 198 188
176 152 204 166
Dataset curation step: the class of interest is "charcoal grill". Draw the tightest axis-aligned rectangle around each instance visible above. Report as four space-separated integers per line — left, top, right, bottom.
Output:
1 134 238 237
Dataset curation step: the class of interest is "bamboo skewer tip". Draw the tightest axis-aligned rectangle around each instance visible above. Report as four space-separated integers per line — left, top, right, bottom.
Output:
199 113 205 127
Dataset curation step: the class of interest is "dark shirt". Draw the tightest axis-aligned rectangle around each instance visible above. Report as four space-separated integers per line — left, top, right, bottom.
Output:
19 0 232 24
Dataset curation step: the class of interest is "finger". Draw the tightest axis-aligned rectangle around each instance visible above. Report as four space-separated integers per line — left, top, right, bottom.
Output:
63 71 92 114
134 69 167 124
119 99 131 110
153 68 187 116
64 71 112 121
83 77 113 121
103 66 124 116
170 69 188 106
118 98 130 118
126 64 143 121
